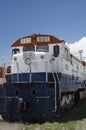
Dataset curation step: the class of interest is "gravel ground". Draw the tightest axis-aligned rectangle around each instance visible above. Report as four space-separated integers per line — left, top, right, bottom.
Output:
0 121 26 130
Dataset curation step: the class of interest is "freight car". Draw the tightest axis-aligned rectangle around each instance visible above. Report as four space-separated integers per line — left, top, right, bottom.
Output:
0 34 86 122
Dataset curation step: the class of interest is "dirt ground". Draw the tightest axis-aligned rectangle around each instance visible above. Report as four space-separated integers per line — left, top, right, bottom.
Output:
0 121 26 130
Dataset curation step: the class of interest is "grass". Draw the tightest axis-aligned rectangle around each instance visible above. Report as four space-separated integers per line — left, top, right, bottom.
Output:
0 98 86 130
24 98 86 130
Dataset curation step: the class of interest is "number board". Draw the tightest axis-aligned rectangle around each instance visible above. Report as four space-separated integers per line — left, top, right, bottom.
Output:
21 37 31 44
37 36 50 42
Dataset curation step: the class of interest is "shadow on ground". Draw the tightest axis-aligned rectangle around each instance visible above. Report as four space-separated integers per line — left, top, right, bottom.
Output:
50 98 86 123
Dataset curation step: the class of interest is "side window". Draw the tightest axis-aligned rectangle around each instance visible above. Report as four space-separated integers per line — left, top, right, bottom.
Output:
64 48 70 61
53 45 59 57
12 48 20 55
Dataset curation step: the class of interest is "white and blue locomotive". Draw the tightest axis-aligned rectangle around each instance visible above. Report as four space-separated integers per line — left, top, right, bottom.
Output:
0 34 86 121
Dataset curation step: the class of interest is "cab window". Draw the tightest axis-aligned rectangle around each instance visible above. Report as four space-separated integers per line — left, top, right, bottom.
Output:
12 48 20 55
53 45 59 57
23 46 35 52
36 44 49 52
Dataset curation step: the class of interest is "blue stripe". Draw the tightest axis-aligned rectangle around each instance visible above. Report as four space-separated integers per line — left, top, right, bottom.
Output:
6 72 86 89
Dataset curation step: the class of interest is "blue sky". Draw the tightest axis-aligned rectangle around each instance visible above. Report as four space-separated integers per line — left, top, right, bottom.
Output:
0 0 86 63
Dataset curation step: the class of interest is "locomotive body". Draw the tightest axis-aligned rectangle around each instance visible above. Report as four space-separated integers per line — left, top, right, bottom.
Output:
0 34 86 122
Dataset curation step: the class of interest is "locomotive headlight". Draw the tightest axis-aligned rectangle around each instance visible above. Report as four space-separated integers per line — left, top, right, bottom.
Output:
40 55 44 59
14 56 17 61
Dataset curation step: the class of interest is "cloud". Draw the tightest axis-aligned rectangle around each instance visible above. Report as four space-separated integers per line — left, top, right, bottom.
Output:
67 37 86 61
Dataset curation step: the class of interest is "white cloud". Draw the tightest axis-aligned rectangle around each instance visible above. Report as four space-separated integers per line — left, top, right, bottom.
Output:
67 37 86 61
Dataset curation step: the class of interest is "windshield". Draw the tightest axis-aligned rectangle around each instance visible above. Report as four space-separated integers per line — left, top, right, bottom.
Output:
36 44 49 52
23 46 35 52
23 44 49 52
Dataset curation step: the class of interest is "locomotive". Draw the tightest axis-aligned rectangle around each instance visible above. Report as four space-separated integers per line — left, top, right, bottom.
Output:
0 33 86 122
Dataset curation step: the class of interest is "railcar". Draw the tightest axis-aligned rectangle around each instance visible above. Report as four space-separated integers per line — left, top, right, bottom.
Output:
0 33 86 122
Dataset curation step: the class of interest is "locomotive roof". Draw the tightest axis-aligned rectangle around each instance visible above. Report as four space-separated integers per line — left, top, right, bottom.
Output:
70 54 86 66
11 33 65 47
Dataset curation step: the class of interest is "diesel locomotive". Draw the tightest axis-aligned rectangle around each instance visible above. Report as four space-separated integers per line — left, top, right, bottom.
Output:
0 34 86 122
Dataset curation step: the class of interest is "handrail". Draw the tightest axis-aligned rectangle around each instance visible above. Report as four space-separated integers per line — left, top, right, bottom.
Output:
52 72 61 113
45 61 48 82
16 63 19 82
56 73 61 100
52 72 57 112
2 59 49 83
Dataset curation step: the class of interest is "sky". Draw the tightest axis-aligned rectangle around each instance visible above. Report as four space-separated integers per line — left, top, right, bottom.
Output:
0 0 86 64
